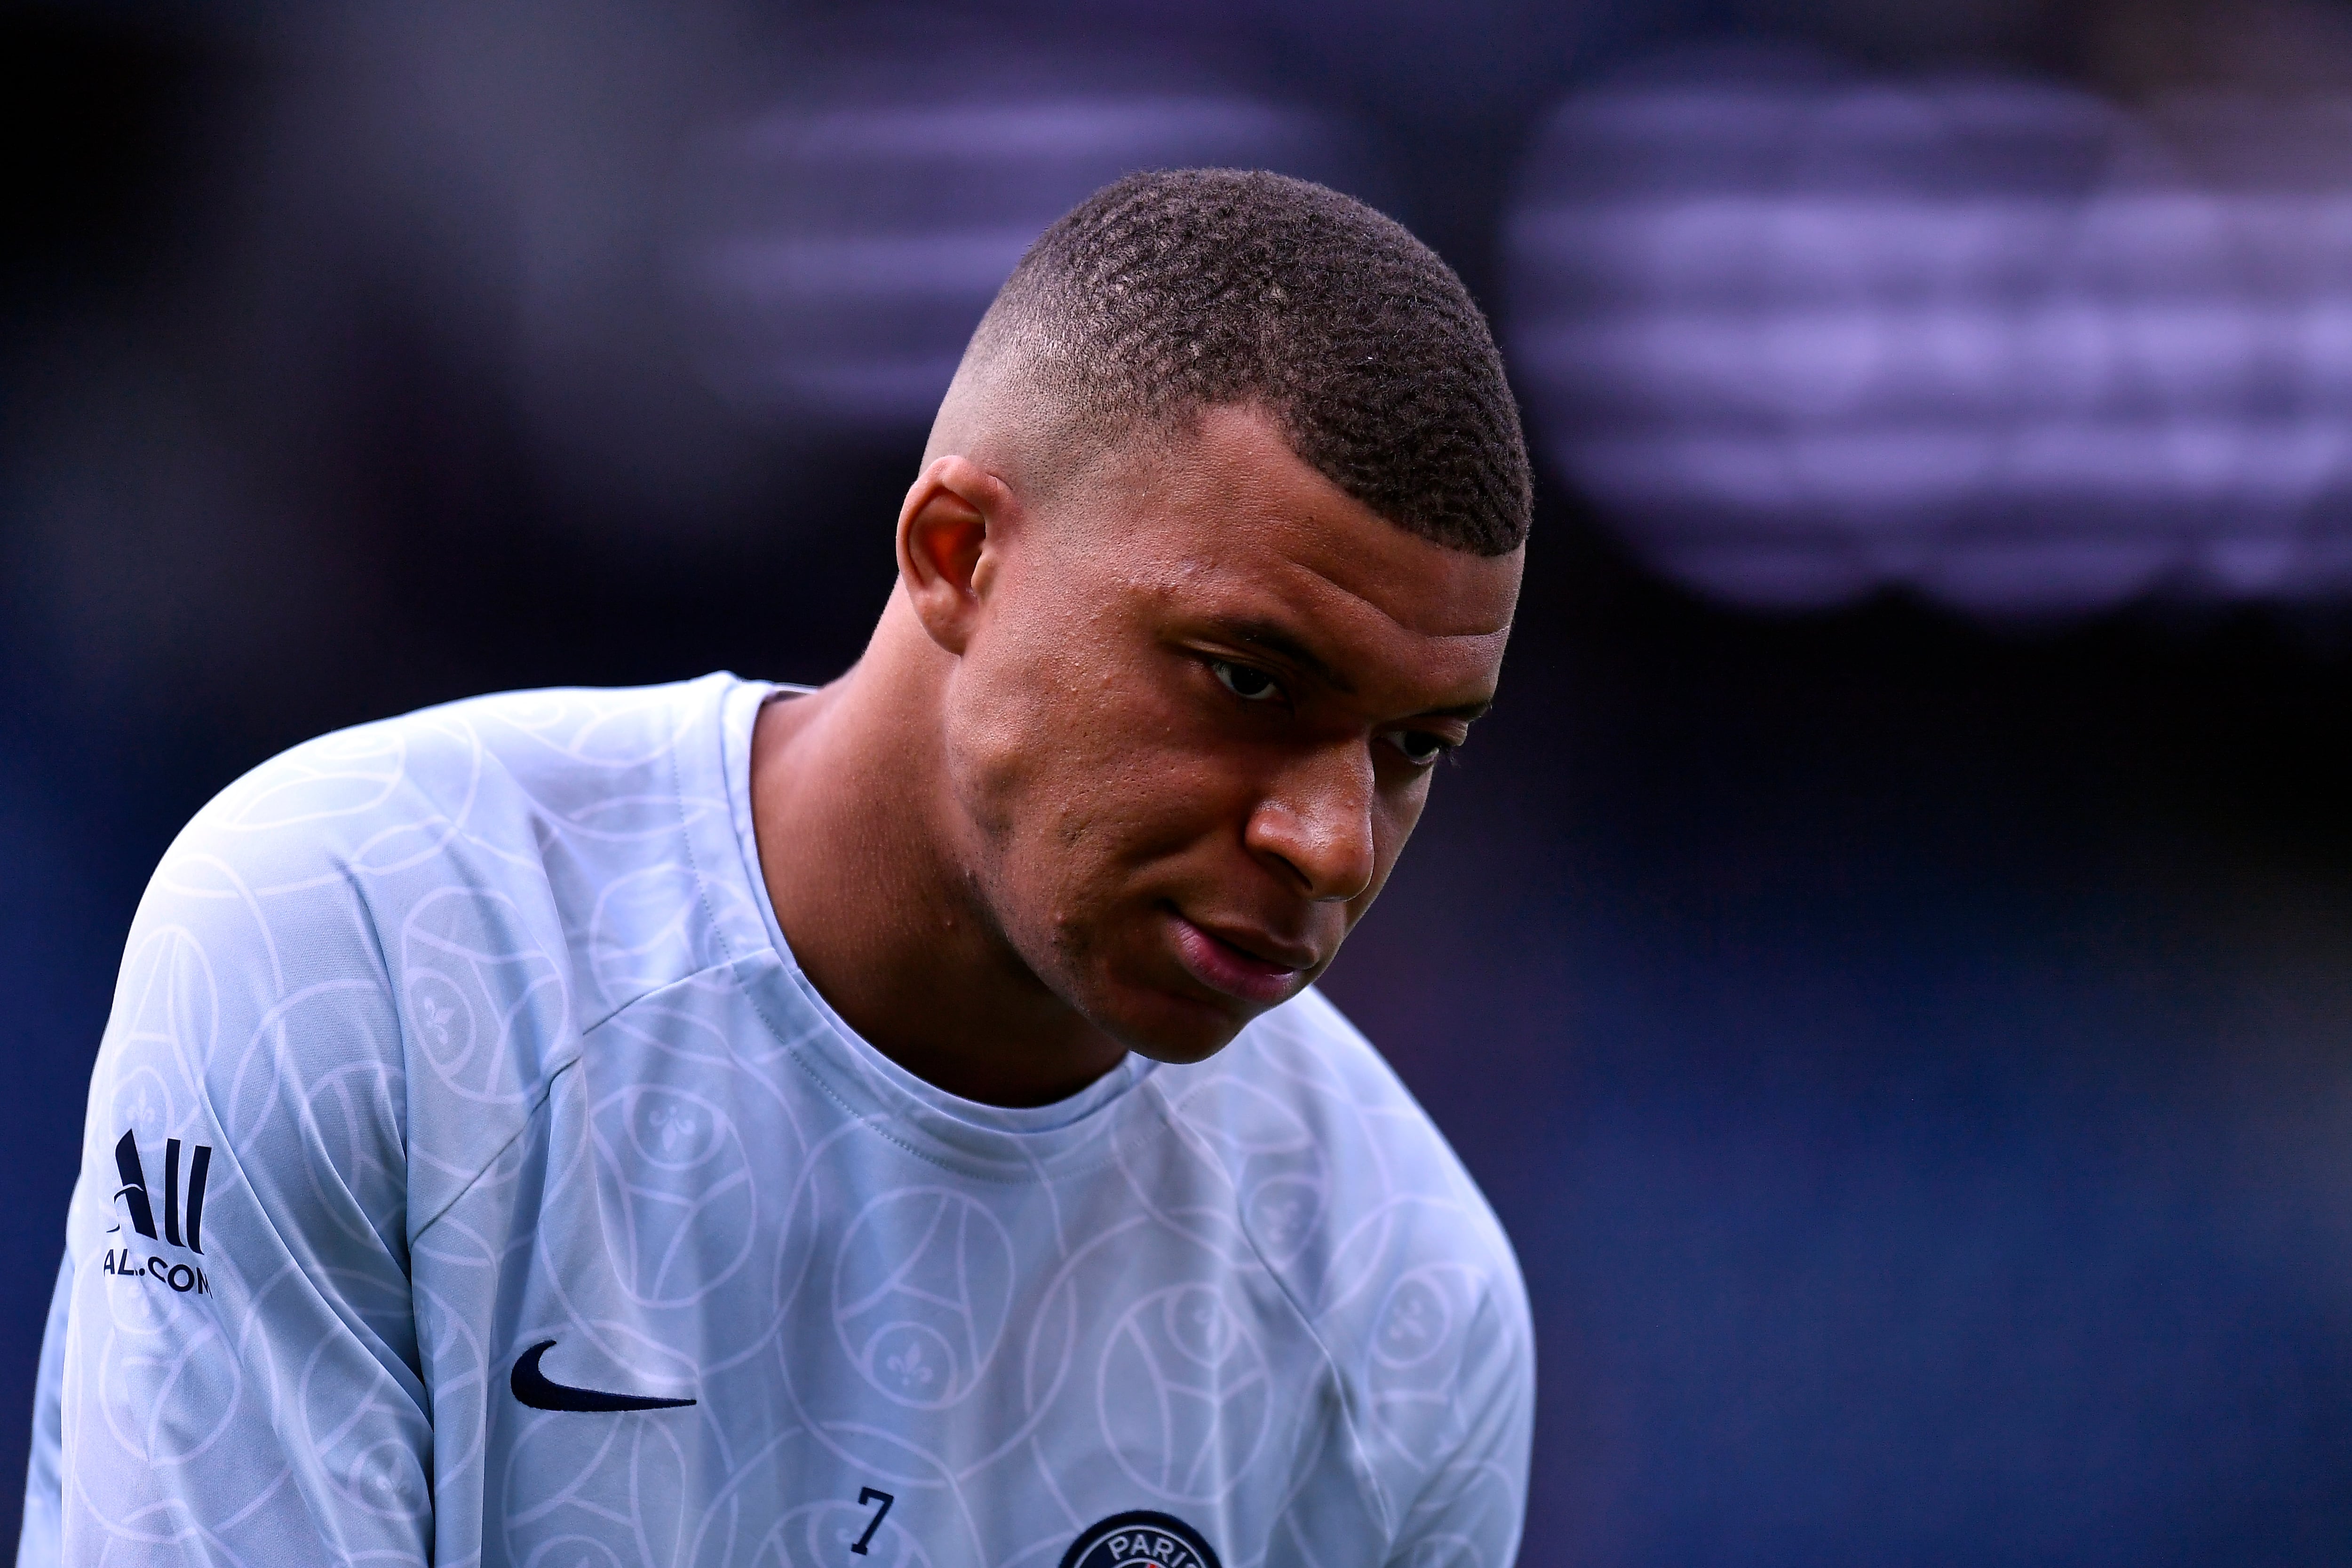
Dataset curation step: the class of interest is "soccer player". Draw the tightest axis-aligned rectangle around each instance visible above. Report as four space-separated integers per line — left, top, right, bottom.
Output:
20 169 1533 1568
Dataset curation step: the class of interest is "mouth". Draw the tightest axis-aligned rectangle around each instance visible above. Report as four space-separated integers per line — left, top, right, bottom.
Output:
1166 910 1315 1007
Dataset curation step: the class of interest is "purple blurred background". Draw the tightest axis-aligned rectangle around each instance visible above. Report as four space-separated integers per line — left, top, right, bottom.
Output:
7 1 2352 1561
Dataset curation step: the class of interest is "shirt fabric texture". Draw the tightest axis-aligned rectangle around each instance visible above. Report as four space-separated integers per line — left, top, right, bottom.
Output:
18 673 1533 1568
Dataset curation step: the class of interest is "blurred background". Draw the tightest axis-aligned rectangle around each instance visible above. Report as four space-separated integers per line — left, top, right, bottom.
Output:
5 0 2351 1560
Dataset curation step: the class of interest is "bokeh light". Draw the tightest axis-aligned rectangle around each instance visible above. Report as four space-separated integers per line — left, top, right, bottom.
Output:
1507 47 2352 616
680 49 1387 434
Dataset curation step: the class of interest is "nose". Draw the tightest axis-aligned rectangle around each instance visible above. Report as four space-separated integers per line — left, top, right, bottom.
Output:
1245 743 1378 903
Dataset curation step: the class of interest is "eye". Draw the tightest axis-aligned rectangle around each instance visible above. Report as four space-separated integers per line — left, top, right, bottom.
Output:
1209 659 1282 703
1385 729 1453 767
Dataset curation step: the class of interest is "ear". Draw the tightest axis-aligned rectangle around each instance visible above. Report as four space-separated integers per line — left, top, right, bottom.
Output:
896 455 1017 655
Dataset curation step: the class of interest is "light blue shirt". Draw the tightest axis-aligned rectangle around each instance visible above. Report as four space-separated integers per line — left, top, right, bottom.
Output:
20 673 1531 1568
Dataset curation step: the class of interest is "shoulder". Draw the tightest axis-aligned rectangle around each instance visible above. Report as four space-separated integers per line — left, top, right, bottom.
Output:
153 672 747 1029
180 674 746 954
113 674 756 1212
188 675 735 874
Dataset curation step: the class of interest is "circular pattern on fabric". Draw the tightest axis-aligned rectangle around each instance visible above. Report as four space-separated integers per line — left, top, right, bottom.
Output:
832 1188 1016 1409
591 1084 758 1306
1058 1511 1223 1568
1098 1283 1271 1502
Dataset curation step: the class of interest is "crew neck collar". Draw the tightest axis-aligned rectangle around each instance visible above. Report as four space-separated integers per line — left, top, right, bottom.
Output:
691 674 1159 1172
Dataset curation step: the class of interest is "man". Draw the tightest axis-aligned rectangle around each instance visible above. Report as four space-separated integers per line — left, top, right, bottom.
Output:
21 169 1533 1568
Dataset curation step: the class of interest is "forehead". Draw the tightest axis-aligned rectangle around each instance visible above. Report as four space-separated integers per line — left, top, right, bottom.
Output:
1051 405 1522 688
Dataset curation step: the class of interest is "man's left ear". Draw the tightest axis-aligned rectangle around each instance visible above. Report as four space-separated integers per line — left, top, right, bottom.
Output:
896 455 1016 656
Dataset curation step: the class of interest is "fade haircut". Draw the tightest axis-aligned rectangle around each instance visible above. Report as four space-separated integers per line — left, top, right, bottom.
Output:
951 168 1531 556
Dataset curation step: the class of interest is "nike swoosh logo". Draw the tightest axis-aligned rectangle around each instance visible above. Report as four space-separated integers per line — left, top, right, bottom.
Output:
510 1339 697 1413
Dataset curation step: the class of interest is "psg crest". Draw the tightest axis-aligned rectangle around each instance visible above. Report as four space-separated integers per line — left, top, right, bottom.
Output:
1059 1512 1222 1568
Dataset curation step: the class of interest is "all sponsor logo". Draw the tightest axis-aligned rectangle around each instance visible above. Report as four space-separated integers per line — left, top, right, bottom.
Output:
99 1246 209 1296
105 1129 212 1297
1059 1512 1222 1568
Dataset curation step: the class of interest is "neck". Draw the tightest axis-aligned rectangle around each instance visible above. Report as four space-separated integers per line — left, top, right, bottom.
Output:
747 607 1128 1108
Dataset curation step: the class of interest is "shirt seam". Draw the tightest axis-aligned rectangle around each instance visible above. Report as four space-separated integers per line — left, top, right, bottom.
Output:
671 701 741 974
416 673 750 1240
408 1057 576 1243
1140 1071 1402 1545
1381 1289 1525 1552
405 942 761 1244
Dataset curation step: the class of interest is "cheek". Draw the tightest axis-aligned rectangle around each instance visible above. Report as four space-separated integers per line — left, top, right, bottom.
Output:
946 666 1244 936
944 632 1174 867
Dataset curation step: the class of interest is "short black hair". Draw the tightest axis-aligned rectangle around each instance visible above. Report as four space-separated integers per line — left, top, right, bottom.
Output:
967 169 1531 556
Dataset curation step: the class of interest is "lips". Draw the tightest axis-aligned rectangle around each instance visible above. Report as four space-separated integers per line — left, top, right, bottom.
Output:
1167 912 1315 1006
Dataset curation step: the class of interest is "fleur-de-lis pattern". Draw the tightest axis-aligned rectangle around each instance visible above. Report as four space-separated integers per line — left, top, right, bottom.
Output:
24 674 1532 1568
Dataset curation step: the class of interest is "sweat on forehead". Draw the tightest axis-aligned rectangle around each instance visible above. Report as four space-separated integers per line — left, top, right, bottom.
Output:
924 168 1534 558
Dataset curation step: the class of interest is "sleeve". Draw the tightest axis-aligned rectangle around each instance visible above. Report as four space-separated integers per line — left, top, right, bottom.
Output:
16 1251 71 1568
1381 1269 1536 1568
21 810 430 1568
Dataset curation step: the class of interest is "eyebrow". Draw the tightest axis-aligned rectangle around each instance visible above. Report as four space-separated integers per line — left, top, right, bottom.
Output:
1220 619 1495 722
1227 620 1355 694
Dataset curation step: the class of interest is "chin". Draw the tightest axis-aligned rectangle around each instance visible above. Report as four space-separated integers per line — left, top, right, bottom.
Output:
1092 981 1263 1066
1122 1031 1243 1068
